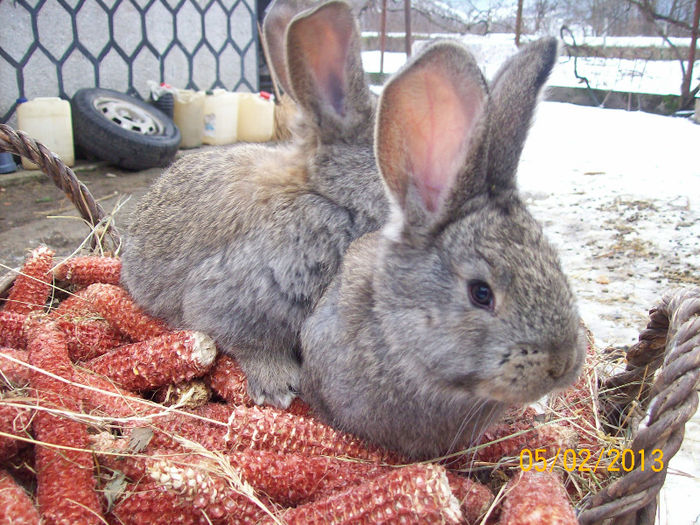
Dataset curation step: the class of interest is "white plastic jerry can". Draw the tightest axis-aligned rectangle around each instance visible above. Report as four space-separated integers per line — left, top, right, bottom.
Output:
202 89 239 145
236 92 275 142
16 97 75 169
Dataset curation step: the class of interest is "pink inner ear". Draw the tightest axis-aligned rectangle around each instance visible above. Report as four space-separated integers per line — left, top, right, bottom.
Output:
407 69 484 212
294 11 352 116
385 65 484 213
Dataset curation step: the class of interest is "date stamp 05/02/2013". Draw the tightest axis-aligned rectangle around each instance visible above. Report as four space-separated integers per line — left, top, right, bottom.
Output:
519 448 665 474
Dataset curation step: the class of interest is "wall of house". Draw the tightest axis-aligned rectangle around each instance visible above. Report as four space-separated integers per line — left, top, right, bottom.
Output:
0 0 259 128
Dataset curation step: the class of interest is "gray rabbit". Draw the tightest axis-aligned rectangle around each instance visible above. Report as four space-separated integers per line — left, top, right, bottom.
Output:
300 38 585 459
121 0 388 408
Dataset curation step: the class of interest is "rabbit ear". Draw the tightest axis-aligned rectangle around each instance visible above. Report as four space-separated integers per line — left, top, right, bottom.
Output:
487 37 558 191
285 0 370 135
375 41 488 235
262 0 313 97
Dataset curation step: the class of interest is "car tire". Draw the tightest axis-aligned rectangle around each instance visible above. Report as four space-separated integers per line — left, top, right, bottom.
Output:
71 88 181 170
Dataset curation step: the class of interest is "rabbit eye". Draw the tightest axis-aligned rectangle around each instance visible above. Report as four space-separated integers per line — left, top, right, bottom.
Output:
468 281 494 310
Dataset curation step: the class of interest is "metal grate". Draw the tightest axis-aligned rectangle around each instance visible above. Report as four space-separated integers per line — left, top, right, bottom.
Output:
0 0 259 127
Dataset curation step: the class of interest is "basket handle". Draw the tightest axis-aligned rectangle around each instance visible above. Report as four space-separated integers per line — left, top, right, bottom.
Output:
0 123 121 252
578 286 700 525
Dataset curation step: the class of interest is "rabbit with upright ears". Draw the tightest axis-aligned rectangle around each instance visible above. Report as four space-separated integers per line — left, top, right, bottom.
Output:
120 0 387 409
300 38 585 459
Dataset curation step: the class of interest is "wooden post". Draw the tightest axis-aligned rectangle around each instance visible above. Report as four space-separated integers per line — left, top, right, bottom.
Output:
380 0 387 74
680 0 700 107
404 0 412 57
515 0 524 47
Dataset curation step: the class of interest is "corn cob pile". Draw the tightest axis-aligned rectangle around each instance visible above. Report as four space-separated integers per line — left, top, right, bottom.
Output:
0 246 597 524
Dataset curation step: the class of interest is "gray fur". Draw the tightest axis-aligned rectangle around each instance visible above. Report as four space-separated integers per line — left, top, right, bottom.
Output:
300 38 585 459
121 0 387 408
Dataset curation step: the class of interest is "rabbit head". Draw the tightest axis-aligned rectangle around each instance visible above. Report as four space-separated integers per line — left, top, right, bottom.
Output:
300 38 585 459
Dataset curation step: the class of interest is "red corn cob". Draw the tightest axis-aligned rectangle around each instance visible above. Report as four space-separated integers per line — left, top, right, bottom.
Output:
72 367 160 419
229 448 389 506
53 255 121 286
3 246 54 315
0 347 31 387
84 330 217 392
0 404 33 462
274 463 463 524
81 283 169 341
109 481 270 525
142 404 401 463
0 311 27 348
227 405 401 462
27 321 103 524
205 355 311 416
497 470 577 525
445 472 495 524
143 455 272 523
50 292 126 361
0 469 40 525
206 354 251 405
96 426 384 508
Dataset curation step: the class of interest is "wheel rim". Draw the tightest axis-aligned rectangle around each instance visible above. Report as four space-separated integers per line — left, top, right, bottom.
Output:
93 96 164 135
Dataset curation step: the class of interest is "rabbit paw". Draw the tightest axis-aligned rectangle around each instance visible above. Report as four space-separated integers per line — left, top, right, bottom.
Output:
244 356 301 409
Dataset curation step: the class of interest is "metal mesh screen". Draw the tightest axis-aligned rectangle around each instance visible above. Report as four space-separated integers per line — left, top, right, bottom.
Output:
0 0 259 127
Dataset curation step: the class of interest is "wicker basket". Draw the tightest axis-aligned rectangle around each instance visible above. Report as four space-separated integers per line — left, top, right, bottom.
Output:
1 123 699 524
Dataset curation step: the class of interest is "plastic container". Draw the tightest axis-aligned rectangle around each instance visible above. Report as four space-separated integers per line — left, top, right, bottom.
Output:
172 89 205 148
237 92 275 142
202 89 239 145
16 97 75 169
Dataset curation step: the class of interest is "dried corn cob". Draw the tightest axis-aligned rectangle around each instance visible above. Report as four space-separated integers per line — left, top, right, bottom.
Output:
228 405 401 463
0 469 40 525
205 355 311 416
72 367 160 419
109 482 216 525
206 354 251 405
274 463 463 524
144 454 272 523
143 404 400 463
497 470 577 525
445 472 494 524
3 246 54 315
0 311 27 348
229 448 389 506
53 255 121 286
84 330 216 392
49 288 126 360
81 283 169 341
0 347 31 387
27 321 103 523
0 404 33 462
